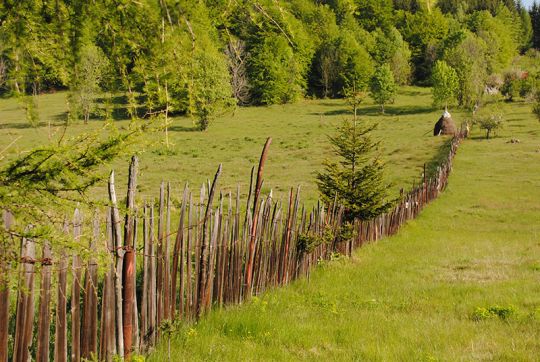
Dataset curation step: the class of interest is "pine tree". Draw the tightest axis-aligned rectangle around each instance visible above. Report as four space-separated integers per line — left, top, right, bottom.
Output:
316 112 393 222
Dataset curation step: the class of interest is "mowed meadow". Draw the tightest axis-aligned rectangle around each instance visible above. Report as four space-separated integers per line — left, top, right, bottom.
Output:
1 87 449 204
145 99 540 360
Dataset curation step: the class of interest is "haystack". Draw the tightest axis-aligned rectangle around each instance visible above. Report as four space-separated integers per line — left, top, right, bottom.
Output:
434 110 457 136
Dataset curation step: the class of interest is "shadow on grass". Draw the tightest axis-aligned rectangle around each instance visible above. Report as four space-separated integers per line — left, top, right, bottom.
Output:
314 105 436 117
169 125 201 132
425 136 456 178
399 89 425 97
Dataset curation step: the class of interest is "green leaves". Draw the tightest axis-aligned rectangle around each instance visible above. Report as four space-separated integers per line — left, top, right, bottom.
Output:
369 64 397 113
431 60 459 108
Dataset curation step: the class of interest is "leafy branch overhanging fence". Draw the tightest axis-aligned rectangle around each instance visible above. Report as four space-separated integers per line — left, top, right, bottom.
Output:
0 134 462 361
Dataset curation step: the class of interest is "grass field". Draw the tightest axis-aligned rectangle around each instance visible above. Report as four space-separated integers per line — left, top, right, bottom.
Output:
0 87 450 204
146 99 540 360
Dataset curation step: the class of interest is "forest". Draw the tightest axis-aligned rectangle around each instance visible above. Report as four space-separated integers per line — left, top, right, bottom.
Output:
1 0 540 130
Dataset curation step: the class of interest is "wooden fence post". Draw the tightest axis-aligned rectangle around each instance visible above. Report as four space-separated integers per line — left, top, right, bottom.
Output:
13 230 36 362
81 213 99 360
99 212 117 360
72 209 83 362
122 156 138 358
54 222 68 362
171 184 188 318
244 138 272 295
196 164 222 318
36 240 52 362
0 211 13 362
108 171 124 358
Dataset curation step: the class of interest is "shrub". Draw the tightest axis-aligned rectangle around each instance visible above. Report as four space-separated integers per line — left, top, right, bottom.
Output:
474 114 503 139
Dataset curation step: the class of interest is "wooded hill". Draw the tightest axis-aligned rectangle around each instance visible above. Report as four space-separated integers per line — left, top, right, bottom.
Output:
1 0 539 126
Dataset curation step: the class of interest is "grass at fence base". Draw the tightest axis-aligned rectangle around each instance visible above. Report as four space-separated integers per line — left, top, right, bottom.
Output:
0 87 450 204
148 99 540 360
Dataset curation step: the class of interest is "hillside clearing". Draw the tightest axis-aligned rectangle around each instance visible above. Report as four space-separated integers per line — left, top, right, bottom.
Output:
148 100 540 360
0 87 448 203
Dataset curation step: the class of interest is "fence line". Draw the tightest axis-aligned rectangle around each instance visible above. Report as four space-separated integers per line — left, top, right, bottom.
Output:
1 135 461 361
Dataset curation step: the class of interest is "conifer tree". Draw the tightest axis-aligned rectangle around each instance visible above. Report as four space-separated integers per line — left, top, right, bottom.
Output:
316 102 393 222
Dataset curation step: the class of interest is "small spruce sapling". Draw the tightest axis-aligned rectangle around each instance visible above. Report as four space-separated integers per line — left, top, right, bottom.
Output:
316 90 393 222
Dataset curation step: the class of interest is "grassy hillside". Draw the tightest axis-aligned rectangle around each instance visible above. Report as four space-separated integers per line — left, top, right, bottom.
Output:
0 87 449 204
147 99 540 360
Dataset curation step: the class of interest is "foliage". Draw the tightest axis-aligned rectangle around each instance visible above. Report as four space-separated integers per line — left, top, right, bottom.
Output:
0 0 532 115
69 45 109 123
372 27 412 85
369 64 397 113
443 31 488 108
316 119 393 222
431 60 459 108
467 10 517 74
474 113 503 139
249 34 306 105
501 70 523 101
311 31 374 98
0 122 148 278
397 9 452 83
191 49 236 130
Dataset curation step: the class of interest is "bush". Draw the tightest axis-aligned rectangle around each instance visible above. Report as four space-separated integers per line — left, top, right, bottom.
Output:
474 114 503 139
501 70 522 101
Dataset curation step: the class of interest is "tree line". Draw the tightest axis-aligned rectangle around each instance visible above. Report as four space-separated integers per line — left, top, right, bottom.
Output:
0 0 539 129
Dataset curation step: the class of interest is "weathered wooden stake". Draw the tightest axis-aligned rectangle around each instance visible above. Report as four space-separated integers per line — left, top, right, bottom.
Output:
244 137 272 295
36 241 52 362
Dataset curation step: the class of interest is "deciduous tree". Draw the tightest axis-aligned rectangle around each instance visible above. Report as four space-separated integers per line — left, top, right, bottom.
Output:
369 64 397 113
431 60 459 108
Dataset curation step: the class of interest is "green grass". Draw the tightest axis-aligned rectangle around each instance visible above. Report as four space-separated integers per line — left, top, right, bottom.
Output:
146 99 540 360
0 87 449 204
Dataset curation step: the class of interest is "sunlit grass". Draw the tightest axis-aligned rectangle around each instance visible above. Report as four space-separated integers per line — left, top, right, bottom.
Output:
147 98 540 360
0 87 449 204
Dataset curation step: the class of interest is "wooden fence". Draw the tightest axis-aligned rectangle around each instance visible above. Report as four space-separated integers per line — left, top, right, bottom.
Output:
0 135 461 361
